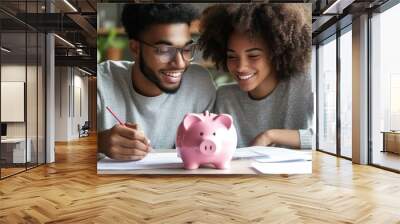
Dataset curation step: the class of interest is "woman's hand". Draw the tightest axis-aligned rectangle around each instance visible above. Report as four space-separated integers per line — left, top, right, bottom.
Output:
250 130 273 146
250 129 301 148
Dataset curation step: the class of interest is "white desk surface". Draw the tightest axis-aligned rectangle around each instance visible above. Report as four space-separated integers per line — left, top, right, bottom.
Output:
97 147 312 175
1 138 26 143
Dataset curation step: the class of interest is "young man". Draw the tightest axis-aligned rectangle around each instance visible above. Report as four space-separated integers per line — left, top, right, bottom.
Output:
97 4 216 161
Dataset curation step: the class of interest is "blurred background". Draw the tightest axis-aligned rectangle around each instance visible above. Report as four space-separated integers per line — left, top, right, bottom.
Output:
97 3 235 87
0 0 97 179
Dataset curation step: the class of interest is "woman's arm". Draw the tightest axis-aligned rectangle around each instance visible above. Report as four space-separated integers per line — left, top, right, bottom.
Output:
250 129 302 149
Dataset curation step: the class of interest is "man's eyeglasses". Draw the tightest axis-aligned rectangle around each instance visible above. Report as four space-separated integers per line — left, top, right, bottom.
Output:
138 40 197 63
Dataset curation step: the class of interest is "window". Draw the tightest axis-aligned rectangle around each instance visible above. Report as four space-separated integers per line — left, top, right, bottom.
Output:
0 1 47 179
317 36 337 154
339 28 352 158
371 2 400 171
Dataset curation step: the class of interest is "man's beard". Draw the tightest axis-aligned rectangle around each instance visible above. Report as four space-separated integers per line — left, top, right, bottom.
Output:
139 51 183 94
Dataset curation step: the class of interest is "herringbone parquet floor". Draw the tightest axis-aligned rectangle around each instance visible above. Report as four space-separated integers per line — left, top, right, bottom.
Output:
1 135 400 223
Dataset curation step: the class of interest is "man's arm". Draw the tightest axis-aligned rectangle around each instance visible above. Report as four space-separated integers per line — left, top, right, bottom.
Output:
98 123 152 161
97 129 111 155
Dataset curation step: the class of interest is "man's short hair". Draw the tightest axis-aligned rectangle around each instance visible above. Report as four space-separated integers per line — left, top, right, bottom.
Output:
122 4 199 40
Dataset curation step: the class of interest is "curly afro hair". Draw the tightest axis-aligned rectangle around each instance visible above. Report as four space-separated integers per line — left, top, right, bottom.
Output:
122 4 199 40
198 4 311 80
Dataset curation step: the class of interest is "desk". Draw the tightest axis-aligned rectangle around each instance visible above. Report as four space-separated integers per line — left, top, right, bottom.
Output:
1 138 31 163
381 131 400 154
97 148 312 175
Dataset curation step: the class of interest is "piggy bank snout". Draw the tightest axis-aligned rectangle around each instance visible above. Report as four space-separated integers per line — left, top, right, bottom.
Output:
199 138 219 156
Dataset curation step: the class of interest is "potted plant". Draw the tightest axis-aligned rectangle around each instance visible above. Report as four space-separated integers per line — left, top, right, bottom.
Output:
97 28 127 62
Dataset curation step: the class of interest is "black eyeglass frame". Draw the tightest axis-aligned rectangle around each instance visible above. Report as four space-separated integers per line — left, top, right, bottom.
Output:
137 39 198 63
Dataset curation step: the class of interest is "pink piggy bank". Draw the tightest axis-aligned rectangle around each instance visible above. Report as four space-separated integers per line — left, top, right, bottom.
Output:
176 111 237 170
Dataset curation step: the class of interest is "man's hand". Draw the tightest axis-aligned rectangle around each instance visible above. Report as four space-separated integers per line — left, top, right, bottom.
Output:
100 122 151 161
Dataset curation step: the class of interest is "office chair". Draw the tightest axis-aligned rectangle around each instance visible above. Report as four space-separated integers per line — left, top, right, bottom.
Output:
78 121 90 138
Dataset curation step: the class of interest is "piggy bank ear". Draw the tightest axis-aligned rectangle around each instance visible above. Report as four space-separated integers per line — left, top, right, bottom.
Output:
213 114 233 129
183 113 203 130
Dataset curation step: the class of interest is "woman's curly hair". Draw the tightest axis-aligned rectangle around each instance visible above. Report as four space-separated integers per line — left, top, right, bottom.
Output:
198 4 311 80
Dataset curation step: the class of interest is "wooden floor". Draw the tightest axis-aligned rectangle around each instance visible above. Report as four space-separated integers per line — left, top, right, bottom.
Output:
372 150 400 171
1 167 26 178
1 163 45 178
1 135 400 223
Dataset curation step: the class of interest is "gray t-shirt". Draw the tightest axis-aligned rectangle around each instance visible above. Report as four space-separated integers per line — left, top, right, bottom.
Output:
214 74 313 148
97 60 216 149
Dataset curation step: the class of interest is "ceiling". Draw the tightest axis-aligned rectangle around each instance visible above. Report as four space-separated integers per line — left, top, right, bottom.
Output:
98 0 390 43
1 0 394 75
0 0 96 74
310 0 389 43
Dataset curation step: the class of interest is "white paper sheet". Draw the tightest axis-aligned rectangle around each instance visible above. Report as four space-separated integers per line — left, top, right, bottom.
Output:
247 146 311 156
254 154 311 163
97 146 312 173
97 152 183 170
251 161 312 174
232 148 267 159
237 146 311 162
98 148 270 171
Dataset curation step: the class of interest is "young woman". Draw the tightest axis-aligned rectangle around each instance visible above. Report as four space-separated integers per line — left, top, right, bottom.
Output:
199 4 313 149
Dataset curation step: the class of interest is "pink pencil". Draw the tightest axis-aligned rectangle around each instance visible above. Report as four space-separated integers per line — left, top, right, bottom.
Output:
106 106 125 126
106 106 151 146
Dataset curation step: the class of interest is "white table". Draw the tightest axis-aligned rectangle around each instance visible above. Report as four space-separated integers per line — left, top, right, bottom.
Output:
1 138 31 163
97 147 312 175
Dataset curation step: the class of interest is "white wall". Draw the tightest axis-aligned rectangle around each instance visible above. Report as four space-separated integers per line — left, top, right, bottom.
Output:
1 63 46 164
55 66 68 141
72 72 89 137
1 82 25 122
1 65 31 137
54 66 89 141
